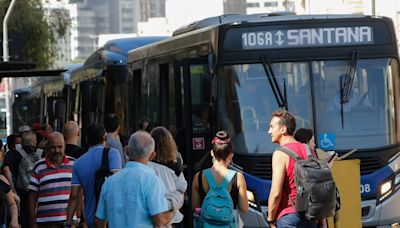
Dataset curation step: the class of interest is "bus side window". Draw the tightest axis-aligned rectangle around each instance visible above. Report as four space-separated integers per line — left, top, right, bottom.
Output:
190 65 211 133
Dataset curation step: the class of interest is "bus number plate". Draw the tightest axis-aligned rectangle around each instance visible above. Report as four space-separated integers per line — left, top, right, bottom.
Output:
360 184 371 194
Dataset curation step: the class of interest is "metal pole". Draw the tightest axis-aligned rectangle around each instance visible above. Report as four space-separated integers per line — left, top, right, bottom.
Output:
371 0 375 15
3 0 17 62
3 0 17 135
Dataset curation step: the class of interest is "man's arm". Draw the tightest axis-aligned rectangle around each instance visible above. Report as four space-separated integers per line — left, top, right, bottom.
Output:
152 210 174 227
76 188 84 224
66 186 80 224
28 191 38 228
147 177 174 227
267 151 287 224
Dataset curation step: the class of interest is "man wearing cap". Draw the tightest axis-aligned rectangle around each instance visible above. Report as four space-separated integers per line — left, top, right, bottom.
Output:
2 125 39 228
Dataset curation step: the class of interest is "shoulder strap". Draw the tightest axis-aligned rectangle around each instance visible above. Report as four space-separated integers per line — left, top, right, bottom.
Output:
303 143 315 158
221 169 236 188
203 168 218 189
277 146 302 161
16 148 27 158
101 148 110 169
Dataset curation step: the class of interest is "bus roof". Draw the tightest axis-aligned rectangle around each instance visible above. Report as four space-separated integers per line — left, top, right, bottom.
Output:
128 14 395 63
71 36 168 84
173 14 379 36
84 36 169 66
62 64 83 85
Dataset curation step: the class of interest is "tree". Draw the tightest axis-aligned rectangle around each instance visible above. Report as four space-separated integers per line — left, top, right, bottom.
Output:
0 0 70 68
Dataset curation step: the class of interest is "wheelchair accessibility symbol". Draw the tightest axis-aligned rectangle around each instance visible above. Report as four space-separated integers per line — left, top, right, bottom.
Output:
319 133 336 150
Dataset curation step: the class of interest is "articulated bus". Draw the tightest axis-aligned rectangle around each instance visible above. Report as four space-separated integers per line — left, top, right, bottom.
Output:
68 37 167 147
12 37 167 148
128 14 400 227
12 64 82 133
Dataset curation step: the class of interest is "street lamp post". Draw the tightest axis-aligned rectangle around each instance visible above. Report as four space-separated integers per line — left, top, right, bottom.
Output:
3 0 17 135
3 0 16 62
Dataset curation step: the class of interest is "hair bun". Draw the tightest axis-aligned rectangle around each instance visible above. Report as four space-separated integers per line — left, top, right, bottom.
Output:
216 130 228 139
212 130 231 145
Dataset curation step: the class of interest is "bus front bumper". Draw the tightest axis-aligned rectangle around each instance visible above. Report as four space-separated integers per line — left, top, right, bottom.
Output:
362 187 400 227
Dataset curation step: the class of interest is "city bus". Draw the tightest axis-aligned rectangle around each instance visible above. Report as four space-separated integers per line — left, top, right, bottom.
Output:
11 64 82 133
127 14 400 227
68 37 167 147
11 37 167 148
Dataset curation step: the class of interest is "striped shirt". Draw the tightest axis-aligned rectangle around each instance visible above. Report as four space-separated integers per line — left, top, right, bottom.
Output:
28 156 75 223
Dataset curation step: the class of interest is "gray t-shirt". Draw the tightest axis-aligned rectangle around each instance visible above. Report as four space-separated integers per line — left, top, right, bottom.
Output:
106 133 127 167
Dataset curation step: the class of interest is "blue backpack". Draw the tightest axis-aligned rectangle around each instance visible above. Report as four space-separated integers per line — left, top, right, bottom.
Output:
196 168 237 228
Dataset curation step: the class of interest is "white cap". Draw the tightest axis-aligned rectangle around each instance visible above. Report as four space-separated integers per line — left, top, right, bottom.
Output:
18 125 31 133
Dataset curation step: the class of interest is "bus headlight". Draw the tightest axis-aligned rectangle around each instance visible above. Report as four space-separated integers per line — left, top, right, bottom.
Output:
380 180 392 195
378 153 400 203
378 172 399 203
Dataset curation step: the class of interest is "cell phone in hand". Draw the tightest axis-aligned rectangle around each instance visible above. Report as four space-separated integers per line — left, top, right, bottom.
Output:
326 151 338 164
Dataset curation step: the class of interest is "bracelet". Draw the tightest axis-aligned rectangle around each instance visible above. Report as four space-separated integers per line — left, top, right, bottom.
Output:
267 218 276 224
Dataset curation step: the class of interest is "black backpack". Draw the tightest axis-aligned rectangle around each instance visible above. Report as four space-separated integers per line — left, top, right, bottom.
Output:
94 148 112 204
278 144 336 220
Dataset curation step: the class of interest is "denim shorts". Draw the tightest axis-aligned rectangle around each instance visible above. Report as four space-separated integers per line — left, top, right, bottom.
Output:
277 213 317 228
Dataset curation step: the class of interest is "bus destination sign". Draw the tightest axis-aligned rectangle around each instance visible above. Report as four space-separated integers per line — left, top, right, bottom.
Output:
241 26 373 49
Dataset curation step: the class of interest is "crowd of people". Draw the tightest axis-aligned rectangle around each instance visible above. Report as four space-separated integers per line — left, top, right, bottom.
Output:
0 114 189 228
0 110 334 228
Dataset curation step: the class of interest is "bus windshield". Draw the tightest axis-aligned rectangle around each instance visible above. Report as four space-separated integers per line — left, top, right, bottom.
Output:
218 62 313 154
313 58 399 150
218 58 399 154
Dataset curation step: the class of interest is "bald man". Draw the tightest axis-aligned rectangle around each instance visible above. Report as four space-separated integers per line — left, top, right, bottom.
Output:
28 132 76 227
63 121 86 226
63 121 86 159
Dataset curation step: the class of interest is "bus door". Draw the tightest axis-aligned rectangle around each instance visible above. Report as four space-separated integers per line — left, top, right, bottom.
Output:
174 58 213 227
174 59 214 181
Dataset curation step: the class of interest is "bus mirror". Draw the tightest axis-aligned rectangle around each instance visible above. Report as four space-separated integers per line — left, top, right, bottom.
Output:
208 52 216 75
54 99 66 120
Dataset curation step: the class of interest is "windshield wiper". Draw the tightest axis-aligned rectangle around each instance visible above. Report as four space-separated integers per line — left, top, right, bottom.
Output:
340 51 359 128
261 57 288 110
341 51 359 104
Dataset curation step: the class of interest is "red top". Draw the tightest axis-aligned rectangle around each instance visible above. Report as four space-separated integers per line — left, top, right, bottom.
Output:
276 142 310 219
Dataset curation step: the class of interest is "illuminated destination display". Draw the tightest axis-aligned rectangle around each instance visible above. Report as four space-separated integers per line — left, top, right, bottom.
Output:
241 26 373 49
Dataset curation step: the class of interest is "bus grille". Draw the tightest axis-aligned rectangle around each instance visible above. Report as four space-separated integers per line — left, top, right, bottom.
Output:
359 157 384 175
248 156 383 180
248 161 272 179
